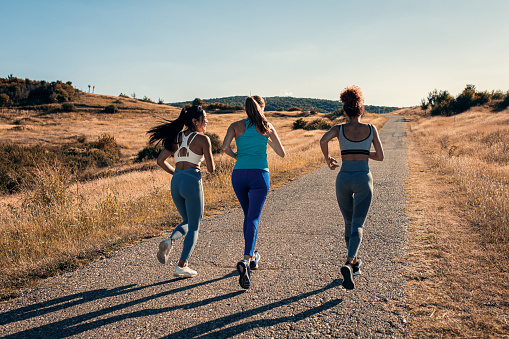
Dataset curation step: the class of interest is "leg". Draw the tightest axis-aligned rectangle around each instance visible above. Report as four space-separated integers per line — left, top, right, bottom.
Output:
178 173 204 264
170 175 189 241
346 171 373 260
232 170 253 261
336 172 354 251
242 170 270 257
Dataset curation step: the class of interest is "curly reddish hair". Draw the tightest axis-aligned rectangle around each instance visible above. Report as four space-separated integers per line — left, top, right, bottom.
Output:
340 85 364 117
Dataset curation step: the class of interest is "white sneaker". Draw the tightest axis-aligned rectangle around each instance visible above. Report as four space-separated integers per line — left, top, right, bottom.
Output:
173 265 197 278
157 240 172 265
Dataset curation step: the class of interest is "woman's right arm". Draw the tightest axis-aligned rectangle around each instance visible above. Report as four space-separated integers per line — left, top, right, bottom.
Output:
221 124 237 159
156 148 175 175
320 125 339 170
202 136 215 173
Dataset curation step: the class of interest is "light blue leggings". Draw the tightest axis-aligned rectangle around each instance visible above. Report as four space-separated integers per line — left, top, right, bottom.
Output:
335 161 373 259
168 168 204 262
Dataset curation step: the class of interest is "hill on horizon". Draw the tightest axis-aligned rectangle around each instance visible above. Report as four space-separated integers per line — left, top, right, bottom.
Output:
170 96 399 114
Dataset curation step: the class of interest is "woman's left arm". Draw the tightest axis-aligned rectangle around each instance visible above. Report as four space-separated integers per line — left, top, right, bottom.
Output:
267 123 285 158
369 126 384 161
221 124 237 159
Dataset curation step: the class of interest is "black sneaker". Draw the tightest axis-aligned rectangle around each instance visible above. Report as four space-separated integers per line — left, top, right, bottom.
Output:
341 264 355 290
236 260 251 289
352 258 362 276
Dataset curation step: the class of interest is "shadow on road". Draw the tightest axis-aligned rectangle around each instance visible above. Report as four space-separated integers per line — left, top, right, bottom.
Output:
163 279 343 338
1 271 238 338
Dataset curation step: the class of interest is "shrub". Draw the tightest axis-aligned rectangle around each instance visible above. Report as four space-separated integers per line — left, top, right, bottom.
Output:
277 107 284 111
135 144 164 162
491 90 505 100
496 92 509 110
0 76 77 106
206 132 222 154
428 89 454 116
304 118 333 130
293 118 307 129
474 91 491 106
61 102 76 112
141 96 154 103
309 107 317 115
0 93 9 106
103 105 118 114
288 106 302 112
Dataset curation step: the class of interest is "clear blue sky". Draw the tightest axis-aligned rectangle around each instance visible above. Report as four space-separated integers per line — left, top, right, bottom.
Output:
1 0 508 107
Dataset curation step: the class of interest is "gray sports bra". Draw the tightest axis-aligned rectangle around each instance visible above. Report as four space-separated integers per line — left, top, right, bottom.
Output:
338 124 373 156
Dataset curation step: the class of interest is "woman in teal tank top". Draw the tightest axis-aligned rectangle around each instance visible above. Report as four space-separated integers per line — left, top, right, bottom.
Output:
222 95 285 289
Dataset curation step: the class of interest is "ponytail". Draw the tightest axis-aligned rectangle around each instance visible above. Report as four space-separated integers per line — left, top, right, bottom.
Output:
147 106 205 150
245 96 269 134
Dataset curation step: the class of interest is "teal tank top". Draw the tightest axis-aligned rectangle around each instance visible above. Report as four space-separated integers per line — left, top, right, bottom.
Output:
233 119 269 171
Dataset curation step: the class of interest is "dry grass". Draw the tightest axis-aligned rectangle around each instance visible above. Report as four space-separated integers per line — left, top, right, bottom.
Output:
401 106 509 338
0 93 387 300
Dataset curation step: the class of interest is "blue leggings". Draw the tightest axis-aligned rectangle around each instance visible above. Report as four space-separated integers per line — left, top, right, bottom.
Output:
168 168 204 262
232 169 270 257
335 161 373 259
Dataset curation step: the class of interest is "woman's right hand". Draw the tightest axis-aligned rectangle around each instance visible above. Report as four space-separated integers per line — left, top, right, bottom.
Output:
326 156 338 170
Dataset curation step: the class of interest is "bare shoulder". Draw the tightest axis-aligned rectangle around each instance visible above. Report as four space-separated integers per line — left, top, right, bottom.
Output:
231 120 246 128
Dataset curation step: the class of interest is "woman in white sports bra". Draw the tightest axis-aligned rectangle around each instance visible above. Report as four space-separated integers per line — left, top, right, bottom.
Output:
147 106 215 278
320 86 384 290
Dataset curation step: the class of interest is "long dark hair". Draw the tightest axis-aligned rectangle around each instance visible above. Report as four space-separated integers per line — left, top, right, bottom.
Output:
245 96 269 134
147 106 205 150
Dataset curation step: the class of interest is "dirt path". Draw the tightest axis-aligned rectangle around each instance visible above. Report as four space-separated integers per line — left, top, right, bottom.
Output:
0 115 408 338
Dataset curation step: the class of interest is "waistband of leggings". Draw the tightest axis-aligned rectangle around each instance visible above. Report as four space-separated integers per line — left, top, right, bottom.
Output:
174 168 201 179
340 160 370 172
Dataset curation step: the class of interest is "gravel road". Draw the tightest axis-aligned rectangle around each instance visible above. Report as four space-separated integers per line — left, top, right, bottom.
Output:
0 115 408 338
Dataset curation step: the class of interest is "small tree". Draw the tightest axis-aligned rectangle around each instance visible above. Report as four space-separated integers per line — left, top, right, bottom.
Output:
192 98 205 106
420 98 429 113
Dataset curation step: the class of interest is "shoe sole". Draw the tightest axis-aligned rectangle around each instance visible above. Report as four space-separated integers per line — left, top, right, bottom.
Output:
237 261 251 289
157 240 171 265
341 266 355 290
173 272 197 278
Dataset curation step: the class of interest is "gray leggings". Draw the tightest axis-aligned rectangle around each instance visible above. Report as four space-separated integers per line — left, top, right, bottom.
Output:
335 161 373 259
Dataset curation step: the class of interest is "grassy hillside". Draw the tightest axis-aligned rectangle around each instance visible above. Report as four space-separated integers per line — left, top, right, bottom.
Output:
171 96 399 114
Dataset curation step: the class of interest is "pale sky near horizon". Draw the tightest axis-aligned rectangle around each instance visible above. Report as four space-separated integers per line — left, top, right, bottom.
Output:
1 0 508 107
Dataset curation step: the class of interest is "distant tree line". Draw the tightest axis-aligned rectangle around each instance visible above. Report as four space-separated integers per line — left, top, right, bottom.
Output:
0 75 78 107
171 96 399 114
421 84 509 116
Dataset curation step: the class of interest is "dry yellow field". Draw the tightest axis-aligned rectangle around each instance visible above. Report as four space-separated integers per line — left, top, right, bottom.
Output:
401 106 509 338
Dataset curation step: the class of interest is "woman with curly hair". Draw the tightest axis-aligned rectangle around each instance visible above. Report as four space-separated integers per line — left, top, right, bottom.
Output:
147 105 215 278
319 86 384 290
222 95 285 289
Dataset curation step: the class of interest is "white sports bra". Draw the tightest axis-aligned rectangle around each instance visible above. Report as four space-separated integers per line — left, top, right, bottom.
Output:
174 131 204 166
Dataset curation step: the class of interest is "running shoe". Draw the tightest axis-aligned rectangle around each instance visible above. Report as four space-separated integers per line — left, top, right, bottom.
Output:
157 239 172 265
250 251 261 270
341 263 355 290
173 265 197 278
352 258 362 276
236 260 251 289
